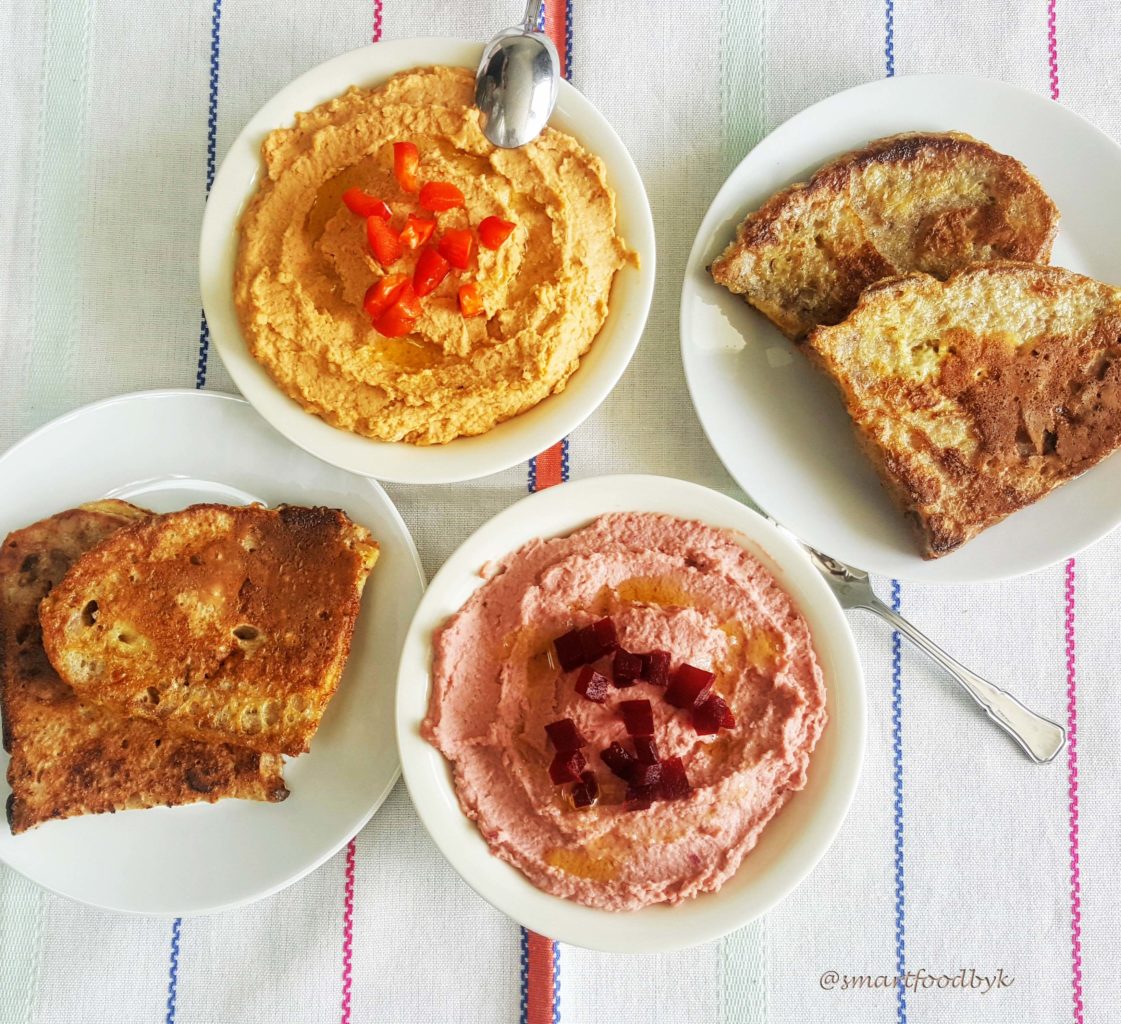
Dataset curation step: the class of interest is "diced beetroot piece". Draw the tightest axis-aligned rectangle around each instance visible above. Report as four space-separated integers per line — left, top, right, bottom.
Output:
549 749 587 785
553 628 587 672
545 718 587 752
628 761 663 788
571 781 597 808
600 741 637 780
575 665 610 703
579 770 598 800
633 736 660 764
619 699 655 737
625 783 658 804
665 663 715 708
641 650 671 687
692 693 736 736
659 755 692 800
613 649 644 687
579 617 619 662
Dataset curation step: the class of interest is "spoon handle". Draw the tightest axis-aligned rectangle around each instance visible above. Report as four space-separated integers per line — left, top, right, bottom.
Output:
521 0 544 31
862 597 1066 764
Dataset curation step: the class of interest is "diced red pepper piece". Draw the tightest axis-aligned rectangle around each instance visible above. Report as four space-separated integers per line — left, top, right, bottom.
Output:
574 665 610 703
600 741 637 781
392 141 420 193
658 756 692 801
633 736 659 764
477 215 516 250
458 282 485 318
438 228 475 270
571 770 599 808
628 761 663 788
367 215 402 267
399 214 436 250
693 692 736 736
641 650 671 687
363 273 409 322
665 663 715 709
419 180 465 212
371 283 421 338
549 750 587 785
545 717 587 752
554 628 586 672
579 618 619 663
412 247 451 298
619 699 655 738
612 649 643 687
342 188 391 219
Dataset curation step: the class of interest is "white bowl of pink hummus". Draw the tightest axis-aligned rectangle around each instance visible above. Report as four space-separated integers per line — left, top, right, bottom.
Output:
396 475 865 952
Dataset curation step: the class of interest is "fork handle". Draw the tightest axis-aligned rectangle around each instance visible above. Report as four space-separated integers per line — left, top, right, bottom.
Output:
862 598 1066 764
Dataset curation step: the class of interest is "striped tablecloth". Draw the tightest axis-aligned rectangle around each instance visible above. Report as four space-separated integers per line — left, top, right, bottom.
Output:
2 1 1119 1021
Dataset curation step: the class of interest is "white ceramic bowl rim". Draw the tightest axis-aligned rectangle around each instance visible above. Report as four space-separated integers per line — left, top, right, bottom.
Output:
395 474 866 953
199 38 656 484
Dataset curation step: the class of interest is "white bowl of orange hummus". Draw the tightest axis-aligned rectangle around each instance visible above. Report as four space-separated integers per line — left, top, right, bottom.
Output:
396 475 865 952
200 39 654 483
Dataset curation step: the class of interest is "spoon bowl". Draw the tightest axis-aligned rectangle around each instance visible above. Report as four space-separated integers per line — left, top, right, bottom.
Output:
475 3 560 148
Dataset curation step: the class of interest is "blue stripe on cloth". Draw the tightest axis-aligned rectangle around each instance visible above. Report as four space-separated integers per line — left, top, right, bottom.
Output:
884 0 895 77
885 14 903 1023
195 0 223 389
890 579 907 1024
551 938 561 1023
519 928 529 1024
165 916 182 1024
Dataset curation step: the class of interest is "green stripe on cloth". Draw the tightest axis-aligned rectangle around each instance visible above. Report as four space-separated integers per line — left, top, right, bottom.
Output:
28 0 94 426
0 866 45 1024
719 0 769 1020
721 0 768 175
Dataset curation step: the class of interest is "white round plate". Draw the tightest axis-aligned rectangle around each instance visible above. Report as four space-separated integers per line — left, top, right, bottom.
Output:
396 475 864 953
201 38 655 485
0 390 424 915
682 75 1121 582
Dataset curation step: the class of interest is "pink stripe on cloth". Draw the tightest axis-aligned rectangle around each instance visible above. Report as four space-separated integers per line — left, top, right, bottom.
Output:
371 0 383 44
340 838 357 1024
1047 13 1081 1024
1064 559 1083 1024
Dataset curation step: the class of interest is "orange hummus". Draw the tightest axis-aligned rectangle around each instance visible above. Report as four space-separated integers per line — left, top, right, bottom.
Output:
234 65 630 445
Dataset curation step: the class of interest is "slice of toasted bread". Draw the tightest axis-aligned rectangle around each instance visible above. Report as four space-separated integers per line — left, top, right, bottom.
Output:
2 501 287 834
805 262 1121 557
711 132 1059 339
40 504 378 755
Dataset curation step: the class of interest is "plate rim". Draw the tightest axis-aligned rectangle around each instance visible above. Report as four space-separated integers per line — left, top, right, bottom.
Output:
0 387 425 916
395 473 866 953
680 72 1121 583
199 37 656 484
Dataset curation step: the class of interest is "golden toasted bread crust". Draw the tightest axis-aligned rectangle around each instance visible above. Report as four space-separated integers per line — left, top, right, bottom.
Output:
805 262 1121 557
40 504 378 755
1 502 287 834
711 132 1059 339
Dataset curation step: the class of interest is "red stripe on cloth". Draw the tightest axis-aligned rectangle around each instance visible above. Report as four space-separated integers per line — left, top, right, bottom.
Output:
534 442 566 489
544 0 569 79
525 932 558 1024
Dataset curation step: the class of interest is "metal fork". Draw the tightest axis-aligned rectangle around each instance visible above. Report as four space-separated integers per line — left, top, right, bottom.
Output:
800 544 1066 764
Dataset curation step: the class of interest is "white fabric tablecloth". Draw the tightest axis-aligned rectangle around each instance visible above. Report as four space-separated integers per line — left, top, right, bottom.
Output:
2 1 1119 1021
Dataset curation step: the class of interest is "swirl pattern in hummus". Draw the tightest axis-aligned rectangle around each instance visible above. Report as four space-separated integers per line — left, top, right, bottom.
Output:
234 66 630 445
423 513 828 911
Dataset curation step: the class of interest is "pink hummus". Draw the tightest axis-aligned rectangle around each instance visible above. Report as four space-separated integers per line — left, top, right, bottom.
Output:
422 512 827 911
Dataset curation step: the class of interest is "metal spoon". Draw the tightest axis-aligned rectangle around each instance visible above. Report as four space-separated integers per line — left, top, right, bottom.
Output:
475 0 560 149
800 543 1066 764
